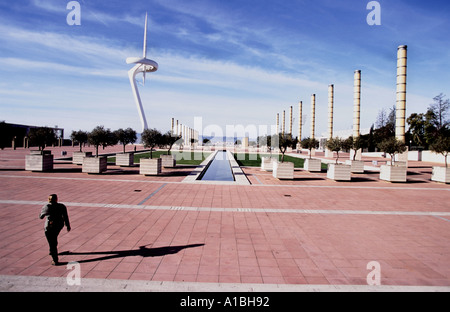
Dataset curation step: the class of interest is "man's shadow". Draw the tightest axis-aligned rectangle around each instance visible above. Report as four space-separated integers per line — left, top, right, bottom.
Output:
59 244 204 264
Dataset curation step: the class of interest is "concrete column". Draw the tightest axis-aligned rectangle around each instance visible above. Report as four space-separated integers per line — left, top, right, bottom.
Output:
310 94 316 139
353 70 361 138
276 113 280 134
298 101 302 141
176 120 179 136
352 70 362 160
328 84 334 140
310 94 316 157
282 110 286 134
326 85 334 158
171 118 174 135
396 45 407 143
289 106 293 135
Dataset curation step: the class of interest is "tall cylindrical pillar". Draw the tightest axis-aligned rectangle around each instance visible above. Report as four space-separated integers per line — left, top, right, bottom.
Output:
396 45 407 142
310 94 316 139
298 101 302 141
289 106 293 135
276 113 279 134
328 84 334 140
282 110 286 134
353 70 361 138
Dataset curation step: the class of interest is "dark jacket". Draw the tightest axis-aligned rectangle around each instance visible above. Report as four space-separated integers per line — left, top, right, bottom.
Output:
39 203 70 231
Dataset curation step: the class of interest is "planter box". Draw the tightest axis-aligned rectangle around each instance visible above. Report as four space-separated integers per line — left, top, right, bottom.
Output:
116 152 134 167
272 161 294 180
380 165 407 182
160 154 176 168
82 156 107 174
25 153 53 172
345 160 365 173
140 158 162 176
304 158 321 172
431 166 450 184
72 151 92 165
327 163 351 181
261 157 274 172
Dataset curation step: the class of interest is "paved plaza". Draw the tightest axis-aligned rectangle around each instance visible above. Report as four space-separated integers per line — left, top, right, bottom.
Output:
0 146 449 292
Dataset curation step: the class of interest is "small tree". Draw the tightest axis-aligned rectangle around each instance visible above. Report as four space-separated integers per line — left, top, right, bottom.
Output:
301 137 319 159
347 135 368 161
115 128 137 153
141 128 162 159
161 131 182 155
326 137 350 164
429 134 450 168
71 130 88 152
377 137 407 165
277 133 296 162
28 127 57 153
88 126 113 157
190 138 198 149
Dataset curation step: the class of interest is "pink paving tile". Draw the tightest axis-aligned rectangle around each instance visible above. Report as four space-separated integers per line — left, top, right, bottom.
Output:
196 275 219 283
219 275 241 283
107 271 132 280
240 276 264 284
174 274 197 282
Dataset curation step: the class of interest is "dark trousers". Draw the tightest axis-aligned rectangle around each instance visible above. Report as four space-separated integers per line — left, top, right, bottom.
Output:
45 226 62 262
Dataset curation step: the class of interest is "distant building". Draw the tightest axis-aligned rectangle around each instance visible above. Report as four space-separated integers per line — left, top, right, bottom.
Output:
318 128 371 151
0 122 64 149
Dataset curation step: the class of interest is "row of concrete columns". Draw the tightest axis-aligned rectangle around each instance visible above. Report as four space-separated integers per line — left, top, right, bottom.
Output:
276 105 295 136
275 45 407 149
171 118 199 146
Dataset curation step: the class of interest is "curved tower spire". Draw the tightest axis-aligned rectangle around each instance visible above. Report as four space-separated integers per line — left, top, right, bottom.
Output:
126 12 158 132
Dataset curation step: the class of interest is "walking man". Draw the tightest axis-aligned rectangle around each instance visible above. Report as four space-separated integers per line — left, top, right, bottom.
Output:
39 194 71 265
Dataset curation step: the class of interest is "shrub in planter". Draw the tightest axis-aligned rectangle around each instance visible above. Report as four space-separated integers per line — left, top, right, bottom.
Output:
116 152 134 167
429 134 450 183
346 135 367 173
325 137 351 181
159 131 181 168
82 126 116 173
82 156 107 174
377 137 408 182
113 128 137 167
115 128 137 154
301 137 319 160
327 163 351 181
71 130 92 164
140 158 162 176
25 127 57 172
87 126 117 157
140 128 163 175
270 133 295 179
301 137 321 172
304 158 322 172
272 160 294 179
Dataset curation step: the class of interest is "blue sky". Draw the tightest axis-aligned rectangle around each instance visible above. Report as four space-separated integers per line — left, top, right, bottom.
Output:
0 0 449 139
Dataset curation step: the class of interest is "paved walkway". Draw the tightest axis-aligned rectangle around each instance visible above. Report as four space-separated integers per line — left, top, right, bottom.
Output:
0 146 449 292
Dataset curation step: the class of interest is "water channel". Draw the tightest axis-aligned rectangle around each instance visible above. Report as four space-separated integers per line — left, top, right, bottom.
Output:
198 150 235 182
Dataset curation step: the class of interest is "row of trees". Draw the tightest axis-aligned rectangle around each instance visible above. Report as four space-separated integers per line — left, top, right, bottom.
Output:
256 131 449 167
71 127 184 158
374 93 449 150
71 127 138 156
